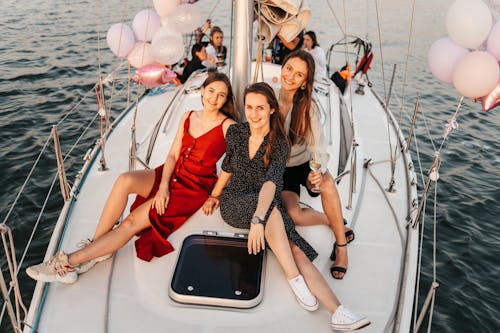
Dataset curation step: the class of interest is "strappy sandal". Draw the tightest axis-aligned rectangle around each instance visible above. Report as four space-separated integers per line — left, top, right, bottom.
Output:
329 242 348 280
345 229 355 244
329 229 355 261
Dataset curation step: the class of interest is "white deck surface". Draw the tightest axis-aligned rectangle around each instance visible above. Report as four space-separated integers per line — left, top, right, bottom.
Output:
26 66 418 333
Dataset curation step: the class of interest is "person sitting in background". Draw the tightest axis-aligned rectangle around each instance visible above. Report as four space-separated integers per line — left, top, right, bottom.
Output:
205 26 227 67
179 43 215 84
271 31 304 65
303 30 327 78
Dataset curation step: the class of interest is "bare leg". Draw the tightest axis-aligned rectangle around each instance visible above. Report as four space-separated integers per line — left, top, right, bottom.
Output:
68 199 153 266
291 243 340 313
92 170 156 240
320 172 348 278
264 207 300 279
281 190 329 226
281 173 349 279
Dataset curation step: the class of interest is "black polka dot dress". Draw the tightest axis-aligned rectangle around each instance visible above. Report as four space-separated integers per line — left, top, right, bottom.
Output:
220 123 318 261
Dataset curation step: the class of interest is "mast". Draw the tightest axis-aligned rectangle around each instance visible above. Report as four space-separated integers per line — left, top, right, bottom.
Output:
232 0 253 116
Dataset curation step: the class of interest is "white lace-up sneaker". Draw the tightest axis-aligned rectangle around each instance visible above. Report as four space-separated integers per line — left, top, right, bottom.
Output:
287 274 319 311
330 305 370 331
26 252 77 284
74 239 113 274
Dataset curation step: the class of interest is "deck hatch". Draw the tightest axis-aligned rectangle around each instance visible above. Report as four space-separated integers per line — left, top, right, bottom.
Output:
169 234 265 308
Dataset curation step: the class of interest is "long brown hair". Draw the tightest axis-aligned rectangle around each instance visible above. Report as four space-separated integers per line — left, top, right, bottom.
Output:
282 50 316 146
201 72 239 121
244 82 289 168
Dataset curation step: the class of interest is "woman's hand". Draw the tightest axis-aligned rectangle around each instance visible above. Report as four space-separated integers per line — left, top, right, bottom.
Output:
247 223 265 255
307 170 322 190
152 187 169 215
202 196 219 215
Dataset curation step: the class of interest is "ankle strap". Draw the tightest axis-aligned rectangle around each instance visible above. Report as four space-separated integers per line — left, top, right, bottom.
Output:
336 243 348 247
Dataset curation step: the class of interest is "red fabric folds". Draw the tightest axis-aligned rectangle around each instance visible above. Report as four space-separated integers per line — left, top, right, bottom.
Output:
130 111 228 261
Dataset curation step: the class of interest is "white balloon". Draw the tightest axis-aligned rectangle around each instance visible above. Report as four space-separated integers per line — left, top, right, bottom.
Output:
133 9 161 42
151 27 185 65
153 0 180 18
487 21 500 60
446 0 493 49
106 23 136 58
128 42 155 68
170 4 203 34
428 38 469 83
452 51 500 98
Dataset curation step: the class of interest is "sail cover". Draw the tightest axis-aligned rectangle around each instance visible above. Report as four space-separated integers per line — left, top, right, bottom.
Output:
255 0 311 43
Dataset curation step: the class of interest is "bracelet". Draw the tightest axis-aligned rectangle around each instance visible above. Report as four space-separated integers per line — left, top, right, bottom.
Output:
209 195 220 200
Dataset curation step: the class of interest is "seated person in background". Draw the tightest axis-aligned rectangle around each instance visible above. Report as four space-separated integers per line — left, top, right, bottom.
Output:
303 30 327 78
179 43 215 84
271 31 304 65
205 26 227 67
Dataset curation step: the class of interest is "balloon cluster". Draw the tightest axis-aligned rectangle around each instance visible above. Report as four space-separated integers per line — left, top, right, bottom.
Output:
428 0 500 111
105 0 203 88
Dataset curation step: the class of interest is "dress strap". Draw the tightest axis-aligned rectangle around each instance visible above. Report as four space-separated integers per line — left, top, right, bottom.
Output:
184 110 194 131
220 117 229 126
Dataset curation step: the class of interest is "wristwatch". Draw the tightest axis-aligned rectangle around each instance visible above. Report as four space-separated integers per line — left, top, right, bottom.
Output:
251 216 265 225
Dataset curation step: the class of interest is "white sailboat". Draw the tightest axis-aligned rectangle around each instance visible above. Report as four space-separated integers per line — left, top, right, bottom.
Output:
1 1 423 332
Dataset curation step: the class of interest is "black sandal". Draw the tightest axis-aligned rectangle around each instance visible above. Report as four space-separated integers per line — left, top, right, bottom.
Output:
329 242 348 280
345 229 355 244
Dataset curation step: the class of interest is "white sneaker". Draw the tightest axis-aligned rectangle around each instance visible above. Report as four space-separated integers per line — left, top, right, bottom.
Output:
26 252 77 284
288 274 319 311
331 305 370 331
74 239 113 274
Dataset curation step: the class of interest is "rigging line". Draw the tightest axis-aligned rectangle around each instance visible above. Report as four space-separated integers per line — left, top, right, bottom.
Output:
326 0 346 36
0 173 58 324
413 122 426 186
1 135 52 226
207 0 223 19
436 96 463 153
55 61 128 128
1 225 28 323
412 197 428 331
418 107 437 152
397 0 417 128
427 181 439 333
0 111 99 321
373 0 388 102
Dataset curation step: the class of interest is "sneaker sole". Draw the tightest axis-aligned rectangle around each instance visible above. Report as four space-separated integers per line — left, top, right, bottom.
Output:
331 318 371 331
26 268 77 284
295 297 319 312
76 253 113 274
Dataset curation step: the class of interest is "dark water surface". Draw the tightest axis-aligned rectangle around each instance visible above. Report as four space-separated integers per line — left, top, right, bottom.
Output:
0 0 499 332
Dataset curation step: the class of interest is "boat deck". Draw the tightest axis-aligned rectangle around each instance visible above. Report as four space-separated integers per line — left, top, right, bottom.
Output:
26 65 418 333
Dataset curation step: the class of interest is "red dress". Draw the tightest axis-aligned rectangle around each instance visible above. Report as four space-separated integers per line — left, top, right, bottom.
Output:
130 111 229 261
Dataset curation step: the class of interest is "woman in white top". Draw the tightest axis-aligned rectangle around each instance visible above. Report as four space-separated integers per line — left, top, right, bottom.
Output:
303 31 327 78
278 50 370 330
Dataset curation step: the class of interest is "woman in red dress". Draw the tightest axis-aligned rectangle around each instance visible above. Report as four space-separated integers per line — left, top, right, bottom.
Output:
26 72 238 284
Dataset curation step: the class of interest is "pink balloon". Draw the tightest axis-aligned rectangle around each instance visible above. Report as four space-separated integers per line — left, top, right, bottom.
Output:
106 23 136 58
480 82 500 112
153 0 180 18
132 64 177 88
428 37 469 84
128 42 155 68
452 51 500 98
133 9 161 42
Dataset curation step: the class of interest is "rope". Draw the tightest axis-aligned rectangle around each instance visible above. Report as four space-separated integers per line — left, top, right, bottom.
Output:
0 224 28 333
366 163 405 246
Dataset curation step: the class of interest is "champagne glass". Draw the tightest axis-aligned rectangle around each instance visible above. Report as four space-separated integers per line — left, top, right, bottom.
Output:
309 152 330 193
